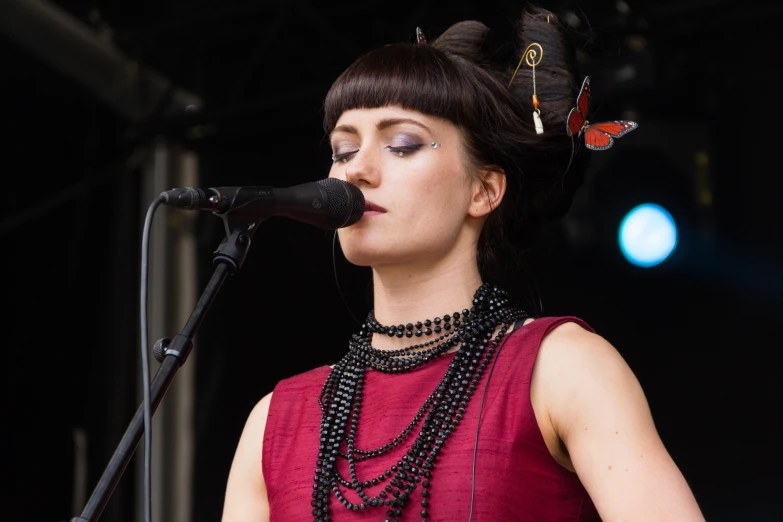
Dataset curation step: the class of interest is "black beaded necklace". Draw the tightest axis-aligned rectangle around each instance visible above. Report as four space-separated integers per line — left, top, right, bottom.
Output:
311 283 526 522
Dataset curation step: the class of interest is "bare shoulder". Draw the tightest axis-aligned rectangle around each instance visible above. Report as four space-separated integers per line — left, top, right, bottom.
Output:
533 319 651 448
221 392 273 522
537 320 617 371
530 320 619 467
248 391 274 430
533 319 705 521
535 321 636 414
234 392 275 450
533 321 620 404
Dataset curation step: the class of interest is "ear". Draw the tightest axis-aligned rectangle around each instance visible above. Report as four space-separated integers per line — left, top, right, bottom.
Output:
468 167 507 218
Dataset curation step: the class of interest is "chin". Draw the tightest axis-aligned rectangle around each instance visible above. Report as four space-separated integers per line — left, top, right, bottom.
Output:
339 244 389 267
338 234 400 267
339 225 450 267
341 239 441 270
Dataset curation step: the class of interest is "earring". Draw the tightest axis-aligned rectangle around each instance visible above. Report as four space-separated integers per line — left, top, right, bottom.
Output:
431 142 439 148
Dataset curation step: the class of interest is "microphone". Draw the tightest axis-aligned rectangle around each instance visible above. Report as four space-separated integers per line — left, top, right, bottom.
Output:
159 178 366 230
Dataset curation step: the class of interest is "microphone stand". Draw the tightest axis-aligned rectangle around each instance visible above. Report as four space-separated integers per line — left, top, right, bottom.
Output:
70 214 262 522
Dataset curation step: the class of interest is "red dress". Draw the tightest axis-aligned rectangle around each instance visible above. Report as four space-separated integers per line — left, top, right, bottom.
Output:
263 316 602 521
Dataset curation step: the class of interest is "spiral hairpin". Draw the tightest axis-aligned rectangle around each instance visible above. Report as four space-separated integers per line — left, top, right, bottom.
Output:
509 42 545 134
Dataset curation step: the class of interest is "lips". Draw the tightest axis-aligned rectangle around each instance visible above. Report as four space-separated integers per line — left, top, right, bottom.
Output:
364 200 387 213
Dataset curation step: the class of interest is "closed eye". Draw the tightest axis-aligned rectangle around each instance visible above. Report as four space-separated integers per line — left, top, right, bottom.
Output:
332 150 358 163
332 143 424 163
387 144 424 156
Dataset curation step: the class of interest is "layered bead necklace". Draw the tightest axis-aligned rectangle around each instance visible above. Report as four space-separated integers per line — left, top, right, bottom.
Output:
311 283 527 521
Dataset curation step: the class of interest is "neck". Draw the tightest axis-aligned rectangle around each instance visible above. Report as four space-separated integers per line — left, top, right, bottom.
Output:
369 250 483 351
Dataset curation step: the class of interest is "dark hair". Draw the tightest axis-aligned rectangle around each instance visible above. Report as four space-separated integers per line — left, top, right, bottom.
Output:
323 5 590 287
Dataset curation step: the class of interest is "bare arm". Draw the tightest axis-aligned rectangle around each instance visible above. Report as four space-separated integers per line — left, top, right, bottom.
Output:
221 392 272 522
536 323 705 521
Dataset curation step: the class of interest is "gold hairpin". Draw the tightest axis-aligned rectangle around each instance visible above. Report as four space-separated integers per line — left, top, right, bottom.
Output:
508 42 545 134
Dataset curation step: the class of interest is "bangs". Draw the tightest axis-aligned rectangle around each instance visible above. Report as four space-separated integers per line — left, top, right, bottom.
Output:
323 43 479 133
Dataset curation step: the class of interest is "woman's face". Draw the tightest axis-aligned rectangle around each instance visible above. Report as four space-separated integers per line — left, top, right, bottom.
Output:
329 105 479 268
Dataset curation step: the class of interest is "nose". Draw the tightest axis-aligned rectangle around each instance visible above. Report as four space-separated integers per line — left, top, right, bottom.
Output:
344 147 380 188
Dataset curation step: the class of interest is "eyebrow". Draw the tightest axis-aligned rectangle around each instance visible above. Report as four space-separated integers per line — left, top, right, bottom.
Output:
330 117 431 139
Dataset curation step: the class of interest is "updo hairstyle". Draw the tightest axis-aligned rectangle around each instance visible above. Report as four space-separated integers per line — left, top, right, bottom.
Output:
324 5 590 284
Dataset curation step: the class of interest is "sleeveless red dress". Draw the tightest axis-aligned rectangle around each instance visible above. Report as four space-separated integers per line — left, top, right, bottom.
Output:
263 316 602 521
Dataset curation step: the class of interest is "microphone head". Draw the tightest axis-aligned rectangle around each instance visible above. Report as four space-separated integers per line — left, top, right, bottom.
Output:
316 178 366 229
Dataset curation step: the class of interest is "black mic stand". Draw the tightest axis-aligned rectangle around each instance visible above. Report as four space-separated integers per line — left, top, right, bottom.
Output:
70 214 262 522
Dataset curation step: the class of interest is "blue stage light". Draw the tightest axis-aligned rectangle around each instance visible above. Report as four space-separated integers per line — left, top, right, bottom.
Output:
618 203 677 267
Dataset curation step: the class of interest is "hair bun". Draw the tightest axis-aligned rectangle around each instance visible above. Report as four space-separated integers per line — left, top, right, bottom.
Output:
432 21 493 64
507 6 590 234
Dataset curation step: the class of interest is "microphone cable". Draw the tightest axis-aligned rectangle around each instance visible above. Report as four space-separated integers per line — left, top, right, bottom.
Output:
139 194 167 522
468 317 527 522
331 230 362 326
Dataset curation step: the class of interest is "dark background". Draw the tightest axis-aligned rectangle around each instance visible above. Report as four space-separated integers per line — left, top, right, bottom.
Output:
4 1 782 521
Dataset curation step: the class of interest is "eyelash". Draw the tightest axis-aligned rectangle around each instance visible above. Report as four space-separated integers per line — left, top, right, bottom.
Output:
331 144 424 163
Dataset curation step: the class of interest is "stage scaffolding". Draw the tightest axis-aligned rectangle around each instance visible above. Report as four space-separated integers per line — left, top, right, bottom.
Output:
1 1 202 521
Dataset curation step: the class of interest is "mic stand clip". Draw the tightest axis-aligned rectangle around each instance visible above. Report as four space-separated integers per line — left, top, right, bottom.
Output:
69 213 262 522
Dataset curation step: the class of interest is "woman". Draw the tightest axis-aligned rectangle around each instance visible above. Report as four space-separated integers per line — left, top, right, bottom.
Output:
222 5 705 521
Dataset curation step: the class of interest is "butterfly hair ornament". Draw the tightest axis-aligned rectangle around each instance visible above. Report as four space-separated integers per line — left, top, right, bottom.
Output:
566 76 638 150
509 42 545 134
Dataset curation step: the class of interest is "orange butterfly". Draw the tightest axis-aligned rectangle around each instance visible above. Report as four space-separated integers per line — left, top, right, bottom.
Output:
566 76 638 150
